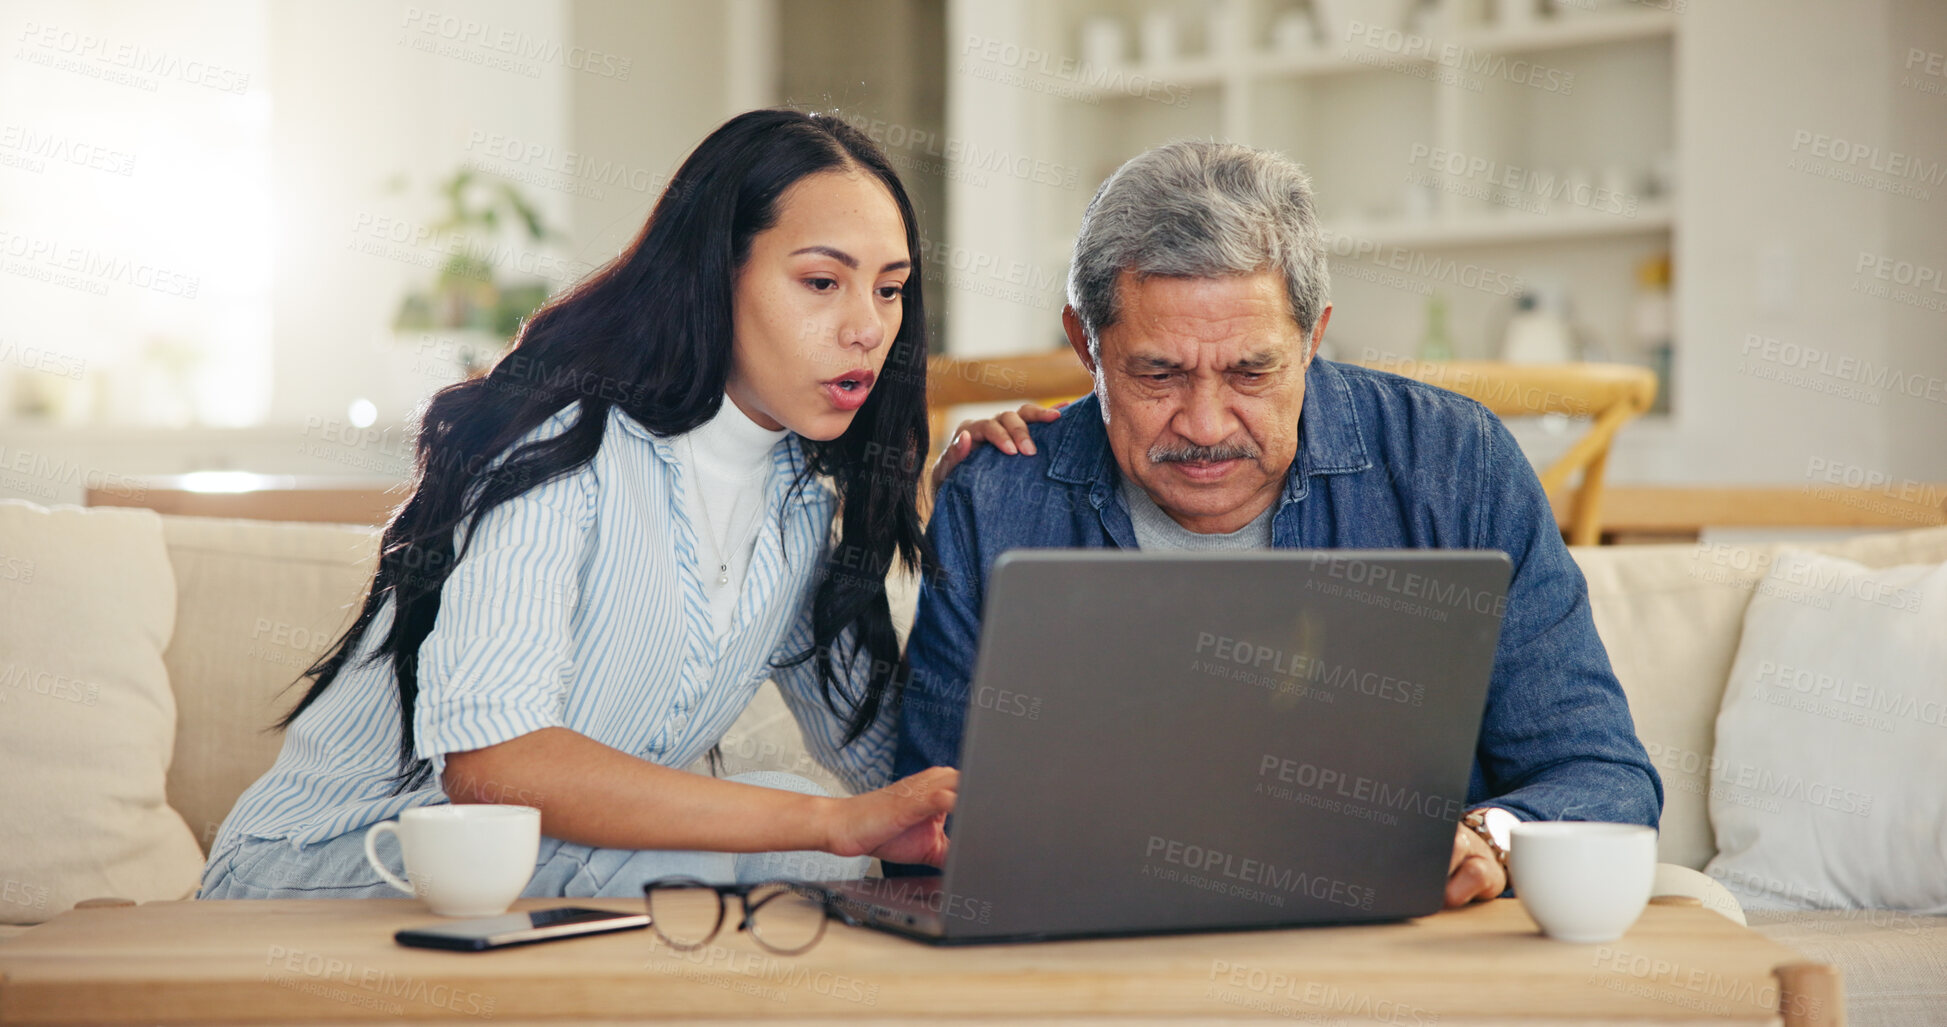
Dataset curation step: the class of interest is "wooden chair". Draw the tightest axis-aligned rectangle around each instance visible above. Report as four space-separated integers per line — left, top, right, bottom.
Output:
1356 359 1658 546
924 350 1096 460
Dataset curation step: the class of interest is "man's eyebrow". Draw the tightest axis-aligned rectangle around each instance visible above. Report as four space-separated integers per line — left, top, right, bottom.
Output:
1122 351 1283 372
788 245 910 274
1229 351 1282 370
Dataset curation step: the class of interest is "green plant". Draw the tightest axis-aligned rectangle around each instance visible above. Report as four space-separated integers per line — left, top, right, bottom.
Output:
391 169 557 352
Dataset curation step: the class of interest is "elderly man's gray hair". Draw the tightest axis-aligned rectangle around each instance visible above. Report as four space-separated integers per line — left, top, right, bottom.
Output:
1066 140 1331 356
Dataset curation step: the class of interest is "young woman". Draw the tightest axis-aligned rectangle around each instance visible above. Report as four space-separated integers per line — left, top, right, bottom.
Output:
200 110 960 900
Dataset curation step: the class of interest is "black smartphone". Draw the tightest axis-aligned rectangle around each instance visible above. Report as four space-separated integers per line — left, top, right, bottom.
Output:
394 907 650 951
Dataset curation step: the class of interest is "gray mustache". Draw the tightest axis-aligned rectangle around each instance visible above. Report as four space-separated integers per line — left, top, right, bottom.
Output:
1148 440 1260 464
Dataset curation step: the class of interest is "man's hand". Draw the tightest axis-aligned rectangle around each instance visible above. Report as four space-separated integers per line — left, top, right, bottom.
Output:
1445 820 1508 907
929 402 1063 494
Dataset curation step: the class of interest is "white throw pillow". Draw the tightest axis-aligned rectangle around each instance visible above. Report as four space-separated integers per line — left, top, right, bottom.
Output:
1704 546 1947 912
1577 526 1947 872
0 501 206 923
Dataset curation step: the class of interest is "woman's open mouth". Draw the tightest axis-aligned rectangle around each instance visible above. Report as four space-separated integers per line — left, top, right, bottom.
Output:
822 369 876 412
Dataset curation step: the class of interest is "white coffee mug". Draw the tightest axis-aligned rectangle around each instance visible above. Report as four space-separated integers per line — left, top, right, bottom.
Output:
1509 821 1656 943
364 804 541 917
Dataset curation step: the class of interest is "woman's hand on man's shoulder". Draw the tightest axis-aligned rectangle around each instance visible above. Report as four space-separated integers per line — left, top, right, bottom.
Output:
929 402 1063 494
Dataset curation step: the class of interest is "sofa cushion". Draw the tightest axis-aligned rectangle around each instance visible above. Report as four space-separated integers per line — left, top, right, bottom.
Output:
1572 525 1947 871
1575 542 1758 870
0 502 205 924
158 516 380 853
1745 910 1947 1027
162 510 906 849
1706 548 1946 913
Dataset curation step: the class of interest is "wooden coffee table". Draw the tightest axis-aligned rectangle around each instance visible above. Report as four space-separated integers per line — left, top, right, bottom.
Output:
0 896 1840 1025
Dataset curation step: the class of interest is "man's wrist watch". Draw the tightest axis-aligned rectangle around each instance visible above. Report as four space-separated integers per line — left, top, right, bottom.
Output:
1462 807 1518 869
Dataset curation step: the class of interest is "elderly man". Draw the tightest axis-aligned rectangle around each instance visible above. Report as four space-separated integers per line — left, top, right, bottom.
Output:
895 140 1662 907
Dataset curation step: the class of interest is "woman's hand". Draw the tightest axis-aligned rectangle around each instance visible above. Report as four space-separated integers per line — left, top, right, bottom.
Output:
823 766 959 867
930 402 1063 493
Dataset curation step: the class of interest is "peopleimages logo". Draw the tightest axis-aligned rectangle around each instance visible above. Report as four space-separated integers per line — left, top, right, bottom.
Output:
1789 130 1947 186
0 339 87 380
1344 21 1574 94
1854 251 1947 293
1406 144 1635 216
1740 332 1947 406
1312 554 1509 618
843 113 1082 190
0 229 200 299
262 945 494 1017
1207 959 1439 1027
1195 632 1426 705
1144 836 1376 911
399 7 632 79
1688 534 1924 614
464 130 665 192
646 935 881 1006
1257 755 1466 822
14 21 251 93
0 124 138 176
841 877 993 925
958 34 1194 108
1755 660 1947 729
1323 229 1525 297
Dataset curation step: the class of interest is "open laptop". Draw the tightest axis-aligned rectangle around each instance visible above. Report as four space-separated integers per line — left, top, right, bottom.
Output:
822 548 1512 945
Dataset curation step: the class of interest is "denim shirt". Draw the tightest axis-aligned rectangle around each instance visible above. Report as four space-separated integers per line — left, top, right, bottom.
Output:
895 357 1663 829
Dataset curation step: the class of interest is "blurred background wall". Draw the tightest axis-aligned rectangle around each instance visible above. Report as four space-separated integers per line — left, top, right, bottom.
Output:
0 0 1941 505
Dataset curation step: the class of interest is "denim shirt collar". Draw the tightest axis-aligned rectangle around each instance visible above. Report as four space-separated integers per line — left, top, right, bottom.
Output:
1045 356 1373 519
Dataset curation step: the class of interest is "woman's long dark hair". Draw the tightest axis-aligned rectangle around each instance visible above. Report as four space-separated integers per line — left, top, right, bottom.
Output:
279 109 934 794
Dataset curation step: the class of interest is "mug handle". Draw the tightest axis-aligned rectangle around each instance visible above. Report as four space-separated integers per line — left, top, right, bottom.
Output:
363 821 416 896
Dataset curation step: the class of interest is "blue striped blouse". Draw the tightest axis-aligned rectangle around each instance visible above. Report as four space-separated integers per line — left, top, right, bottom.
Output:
208 402 893 861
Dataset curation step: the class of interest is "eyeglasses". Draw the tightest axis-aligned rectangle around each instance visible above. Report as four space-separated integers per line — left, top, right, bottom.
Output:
641 877 848 955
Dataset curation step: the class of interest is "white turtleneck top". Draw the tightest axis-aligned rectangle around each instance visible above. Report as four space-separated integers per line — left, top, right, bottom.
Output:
673 397 790 640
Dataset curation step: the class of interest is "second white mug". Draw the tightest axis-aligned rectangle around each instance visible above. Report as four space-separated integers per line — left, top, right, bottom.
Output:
1509 821 1657 943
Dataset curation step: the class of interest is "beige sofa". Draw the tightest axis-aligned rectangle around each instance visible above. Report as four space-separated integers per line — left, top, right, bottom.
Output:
2 508 1943 1025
